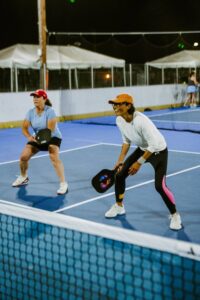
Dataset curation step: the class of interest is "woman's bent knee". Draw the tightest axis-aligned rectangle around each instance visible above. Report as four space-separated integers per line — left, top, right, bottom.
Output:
115 172 126 184
155 182 163 193
20 154 30 162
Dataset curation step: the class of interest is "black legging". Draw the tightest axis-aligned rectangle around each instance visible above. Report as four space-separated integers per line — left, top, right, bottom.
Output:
115 147 177 214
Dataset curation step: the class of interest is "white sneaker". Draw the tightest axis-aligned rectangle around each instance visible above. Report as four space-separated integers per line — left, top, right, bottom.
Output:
169 212 182 230
105 203 125 218
57 182 68 195
12 175 29 187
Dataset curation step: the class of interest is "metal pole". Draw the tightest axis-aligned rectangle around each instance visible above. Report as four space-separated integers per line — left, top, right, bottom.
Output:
111 66 114 87
68 67 72 89
10 65 13 92
91 66 94 88
176 68 178 83
162 68 164 84
129 64 132 86
38 0 47 89
75 68 78 88
15 66 18 92
49 30 200 36
146 64 149 85
123 66 126 86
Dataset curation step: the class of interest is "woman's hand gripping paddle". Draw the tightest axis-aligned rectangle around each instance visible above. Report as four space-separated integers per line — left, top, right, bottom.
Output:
35 128 51 144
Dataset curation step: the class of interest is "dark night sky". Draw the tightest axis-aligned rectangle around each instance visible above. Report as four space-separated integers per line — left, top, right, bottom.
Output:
1 0 200 63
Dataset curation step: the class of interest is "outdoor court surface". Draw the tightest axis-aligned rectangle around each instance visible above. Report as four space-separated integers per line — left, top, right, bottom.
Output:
0 108 200 245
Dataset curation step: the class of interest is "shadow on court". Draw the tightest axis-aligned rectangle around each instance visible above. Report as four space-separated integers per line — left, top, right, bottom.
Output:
16 186 66 211
163 226 191 242
112 215 136 231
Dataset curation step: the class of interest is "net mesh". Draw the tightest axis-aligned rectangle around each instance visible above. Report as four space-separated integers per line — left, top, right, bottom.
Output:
71 108 200 134
0 202 200 300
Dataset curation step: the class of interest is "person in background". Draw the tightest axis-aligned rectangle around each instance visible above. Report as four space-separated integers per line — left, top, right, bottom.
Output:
12 89 68 195
184 71 199 107
105 93 182 230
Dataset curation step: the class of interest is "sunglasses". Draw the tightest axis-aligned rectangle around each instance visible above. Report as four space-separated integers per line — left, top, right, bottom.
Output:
112 102 127 106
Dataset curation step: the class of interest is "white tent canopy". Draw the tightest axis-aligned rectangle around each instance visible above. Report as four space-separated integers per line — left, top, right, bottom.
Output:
146 50 200 69
0 44 125 69
0 44 126 91
145 50 200 84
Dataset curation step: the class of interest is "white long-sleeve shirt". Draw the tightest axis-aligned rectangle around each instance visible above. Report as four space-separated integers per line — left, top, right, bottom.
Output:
116 111 167 153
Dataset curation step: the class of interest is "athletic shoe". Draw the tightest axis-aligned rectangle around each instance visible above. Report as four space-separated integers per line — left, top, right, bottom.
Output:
57 182 68 195
169 212 182 230
12 175 29 187
105 203 125 218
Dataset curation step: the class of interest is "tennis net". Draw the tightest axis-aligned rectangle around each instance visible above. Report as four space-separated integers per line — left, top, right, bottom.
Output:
71 107 200 133
0 200 200 300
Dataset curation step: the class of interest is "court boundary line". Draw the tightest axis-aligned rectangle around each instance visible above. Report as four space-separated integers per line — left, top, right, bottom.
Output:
55 164 200 213
148 107 200 118
0 143 103 166
151 120 200 124
1 141 199 167
101 142 200 155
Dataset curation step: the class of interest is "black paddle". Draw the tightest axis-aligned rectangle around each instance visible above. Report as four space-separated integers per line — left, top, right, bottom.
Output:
91 168 117 193
35 128 51 144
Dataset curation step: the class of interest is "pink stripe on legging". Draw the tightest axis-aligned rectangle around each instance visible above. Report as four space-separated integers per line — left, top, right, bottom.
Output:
162 176 175 204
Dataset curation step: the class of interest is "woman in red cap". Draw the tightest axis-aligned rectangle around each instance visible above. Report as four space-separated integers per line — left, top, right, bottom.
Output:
105 93 182 230
12 89 68 195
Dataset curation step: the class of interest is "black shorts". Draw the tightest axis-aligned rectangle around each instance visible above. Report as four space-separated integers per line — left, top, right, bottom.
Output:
27 137 62 151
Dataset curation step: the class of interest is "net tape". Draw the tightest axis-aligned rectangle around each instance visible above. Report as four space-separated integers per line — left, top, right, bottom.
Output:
0 201 200 300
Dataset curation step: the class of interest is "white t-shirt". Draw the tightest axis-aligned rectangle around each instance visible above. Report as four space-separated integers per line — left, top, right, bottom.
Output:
116 111 167 153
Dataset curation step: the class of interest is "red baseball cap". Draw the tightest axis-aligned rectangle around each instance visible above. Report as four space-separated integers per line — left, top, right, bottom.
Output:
108 93 133 105
30 89 48 99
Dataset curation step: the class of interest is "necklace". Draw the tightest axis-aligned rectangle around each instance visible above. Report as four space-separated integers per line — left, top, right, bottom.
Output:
36 107 44 116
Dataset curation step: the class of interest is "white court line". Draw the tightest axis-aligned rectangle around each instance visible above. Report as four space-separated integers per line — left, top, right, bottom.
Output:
101 142 200 155
148 108 200 118
168 149 200 155
151 119 200 124
55 164 200 213
0 143 103 166
0 199 33 210
1 141 199 167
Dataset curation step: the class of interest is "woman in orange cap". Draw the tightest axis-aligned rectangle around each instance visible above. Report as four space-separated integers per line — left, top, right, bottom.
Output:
105 93 182 230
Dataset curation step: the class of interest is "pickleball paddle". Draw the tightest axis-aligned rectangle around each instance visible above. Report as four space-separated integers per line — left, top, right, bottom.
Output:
35 128 51 144
91 168 117 193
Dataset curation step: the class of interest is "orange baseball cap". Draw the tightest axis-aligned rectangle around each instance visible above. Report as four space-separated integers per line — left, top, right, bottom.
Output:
108 93 133 105
30 89 48 99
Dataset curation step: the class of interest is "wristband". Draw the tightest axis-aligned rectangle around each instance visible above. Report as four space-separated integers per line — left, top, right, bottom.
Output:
137 156 146 165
